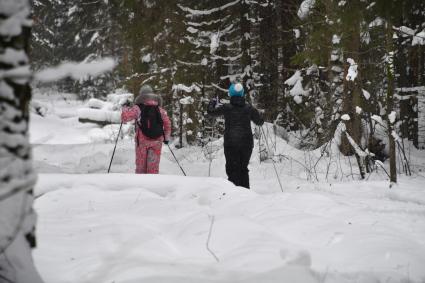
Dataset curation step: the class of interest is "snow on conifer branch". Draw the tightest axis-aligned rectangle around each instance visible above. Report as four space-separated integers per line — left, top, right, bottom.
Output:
298 0 316 20
178 0 241 17
35 57 116 82
346 58 358 81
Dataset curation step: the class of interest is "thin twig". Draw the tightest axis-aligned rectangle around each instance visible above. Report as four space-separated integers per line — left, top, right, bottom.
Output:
396 140 411 176
261 126 284 192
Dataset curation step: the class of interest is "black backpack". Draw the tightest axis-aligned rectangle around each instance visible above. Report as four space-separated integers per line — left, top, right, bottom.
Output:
137 104 164 139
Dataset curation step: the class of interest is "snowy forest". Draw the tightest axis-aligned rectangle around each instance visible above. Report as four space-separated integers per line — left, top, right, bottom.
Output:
32 0 425 181
1 0 425 282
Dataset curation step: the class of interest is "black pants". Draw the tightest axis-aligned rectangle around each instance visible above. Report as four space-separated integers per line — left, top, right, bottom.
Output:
224 146 253 189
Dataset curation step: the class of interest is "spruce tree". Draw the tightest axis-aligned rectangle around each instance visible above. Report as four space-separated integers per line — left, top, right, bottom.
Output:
0 0 44 281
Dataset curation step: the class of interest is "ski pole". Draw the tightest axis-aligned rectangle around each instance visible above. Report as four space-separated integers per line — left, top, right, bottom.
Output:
167 144 187 176
260 126 284 192
108 122 123 173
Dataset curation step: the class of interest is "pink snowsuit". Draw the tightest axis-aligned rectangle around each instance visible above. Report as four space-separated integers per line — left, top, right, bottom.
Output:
121 100 171 174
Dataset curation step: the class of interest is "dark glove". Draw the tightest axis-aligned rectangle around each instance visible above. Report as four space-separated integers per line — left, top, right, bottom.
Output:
209 98 217 108
163 140 169 145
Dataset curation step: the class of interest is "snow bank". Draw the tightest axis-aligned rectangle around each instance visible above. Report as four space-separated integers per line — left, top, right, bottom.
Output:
30 93 98 144
33 174 425 283
29 94 425 282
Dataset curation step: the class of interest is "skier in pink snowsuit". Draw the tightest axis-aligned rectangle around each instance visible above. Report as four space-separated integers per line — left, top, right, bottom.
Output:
121 85 171 174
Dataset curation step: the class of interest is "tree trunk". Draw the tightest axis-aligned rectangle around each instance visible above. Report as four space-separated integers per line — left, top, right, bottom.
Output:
386 22 397 183
258 1 279 121
339 0 365 178
240 0 252 99
0 1 44 282
179 100 184 148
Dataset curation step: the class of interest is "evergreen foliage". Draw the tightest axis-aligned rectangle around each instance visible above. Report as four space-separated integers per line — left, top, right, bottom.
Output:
31 0 425 159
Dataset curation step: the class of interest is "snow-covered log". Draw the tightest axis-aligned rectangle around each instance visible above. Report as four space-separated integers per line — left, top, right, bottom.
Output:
77 91 133 125
77 108 121 125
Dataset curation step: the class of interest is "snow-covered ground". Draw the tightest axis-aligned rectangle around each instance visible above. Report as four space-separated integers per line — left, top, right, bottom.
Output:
31 92 425 283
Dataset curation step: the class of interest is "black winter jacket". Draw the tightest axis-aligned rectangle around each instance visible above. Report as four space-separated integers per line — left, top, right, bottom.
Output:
207 96 264 147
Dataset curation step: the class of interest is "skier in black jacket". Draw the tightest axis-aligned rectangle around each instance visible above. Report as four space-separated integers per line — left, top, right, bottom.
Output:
207 83 264 189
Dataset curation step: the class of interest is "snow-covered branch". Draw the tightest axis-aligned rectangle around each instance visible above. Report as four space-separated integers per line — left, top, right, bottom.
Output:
178 0 241 17
35 57 116 82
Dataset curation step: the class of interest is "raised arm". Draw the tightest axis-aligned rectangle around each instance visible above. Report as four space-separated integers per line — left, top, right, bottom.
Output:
121 105 140 123
250 106 264 126
207 99 225 117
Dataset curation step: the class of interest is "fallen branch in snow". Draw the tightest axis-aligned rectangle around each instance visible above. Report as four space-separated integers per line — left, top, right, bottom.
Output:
206 215 219 262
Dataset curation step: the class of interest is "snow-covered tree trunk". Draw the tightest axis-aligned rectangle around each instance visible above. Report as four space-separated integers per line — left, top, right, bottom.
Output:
385 21 397 183
339 0 365 178
0 0 44 282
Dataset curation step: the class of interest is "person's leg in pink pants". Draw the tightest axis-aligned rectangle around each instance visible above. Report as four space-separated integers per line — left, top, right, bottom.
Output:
135 140 162 174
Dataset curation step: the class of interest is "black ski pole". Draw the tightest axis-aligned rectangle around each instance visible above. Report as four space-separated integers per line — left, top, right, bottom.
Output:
167 144 187 176
260 126 284 192
108 122 123 173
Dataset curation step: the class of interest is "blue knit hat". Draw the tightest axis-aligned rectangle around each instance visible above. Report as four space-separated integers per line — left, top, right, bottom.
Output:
228 83 244 97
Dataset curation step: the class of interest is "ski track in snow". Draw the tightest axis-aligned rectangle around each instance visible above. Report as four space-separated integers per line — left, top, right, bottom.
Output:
31 93 425 283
